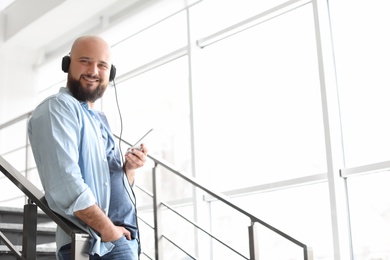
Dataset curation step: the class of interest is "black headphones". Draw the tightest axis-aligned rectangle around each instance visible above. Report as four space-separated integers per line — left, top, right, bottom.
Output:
61 55 116 82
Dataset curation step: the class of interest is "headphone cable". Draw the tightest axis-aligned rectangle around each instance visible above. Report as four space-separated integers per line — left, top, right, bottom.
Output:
112 79 124 163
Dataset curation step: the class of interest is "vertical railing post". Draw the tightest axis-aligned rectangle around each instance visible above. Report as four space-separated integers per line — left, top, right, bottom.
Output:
248 221 259 260
304 245 314 260
152 162 162 260
22 200 37 260
24 115 31 204
71 233 89 260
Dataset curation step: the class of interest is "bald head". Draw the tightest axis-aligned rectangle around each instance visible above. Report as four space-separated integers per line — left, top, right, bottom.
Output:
70 35 112 65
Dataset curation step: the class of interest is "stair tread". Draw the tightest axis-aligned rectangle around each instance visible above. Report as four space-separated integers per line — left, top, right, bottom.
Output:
0 206 48 216
0 223 56 233
0 244 56 253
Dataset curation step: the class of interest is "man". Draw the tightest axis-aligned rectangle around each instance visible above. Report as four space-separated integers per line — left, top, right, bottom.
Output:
28 35 147 259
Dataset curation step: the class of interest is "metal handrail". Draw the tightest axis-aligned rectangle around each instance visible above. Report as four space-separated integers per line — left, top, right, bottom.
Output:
0 113 311 259
0 155 89 260
118 136 312 260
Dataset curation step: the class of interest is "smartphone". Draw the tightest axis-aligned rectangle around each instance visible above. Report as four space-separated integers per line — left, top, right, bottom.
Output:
126 128 153 154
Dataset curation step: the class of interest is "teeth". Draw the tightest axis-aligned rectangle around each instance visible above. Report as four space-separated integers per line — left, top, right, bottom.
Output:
83 76 98 82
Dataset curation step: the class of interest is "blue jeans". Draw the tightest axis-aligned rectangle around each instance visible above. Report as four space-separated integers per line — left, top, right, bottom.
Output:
57 236 139 260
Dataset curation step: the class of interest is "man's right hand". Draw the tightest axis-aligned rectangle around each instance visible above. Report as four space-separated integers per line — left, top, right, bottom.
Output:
74 204 131 242
101 225 131 242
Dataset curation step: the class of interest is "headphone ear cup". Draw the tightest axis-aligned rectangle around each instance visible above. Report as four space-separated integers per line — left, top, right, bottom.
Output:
62 56 70 73
109 65 116 82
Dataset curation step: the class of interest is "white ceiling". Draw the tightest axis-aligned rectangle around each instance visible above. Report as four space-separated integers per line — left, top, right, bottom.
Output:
0 0 16 11
0 0 142 60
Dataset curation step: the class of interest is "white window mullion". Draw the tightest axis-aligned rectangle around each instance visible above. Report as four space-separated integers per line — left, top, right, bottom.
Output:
312 0 352 259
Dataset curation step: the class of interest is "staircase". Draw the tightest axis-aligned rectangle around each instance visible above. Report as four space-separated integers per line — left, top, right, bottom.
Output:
0 206 57 259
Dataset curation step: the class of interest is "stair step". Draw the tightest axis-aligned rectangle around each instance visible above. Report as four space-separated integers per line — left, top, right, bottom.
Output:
0 223 56 246
0 223 56 233
0 206 54 226
0 244 56 260
0 206 58 259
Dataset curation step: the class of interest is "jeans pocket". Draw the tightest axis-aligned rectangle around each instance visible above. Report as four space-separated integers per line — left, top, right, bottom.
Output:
111 235 126 244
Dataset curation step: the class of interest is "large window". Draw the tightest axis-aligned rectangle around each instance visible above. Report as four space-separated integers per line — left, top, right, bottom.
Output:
190 2 325 191
347 171 390 259
103 56 193 176
330 0 390 168
329 0 390 258
11 0 389 259
222 182 333 259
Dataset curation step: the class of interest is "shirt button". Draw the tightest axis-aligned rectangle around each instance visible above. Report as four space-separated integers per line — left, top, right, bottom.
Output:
105 182 108 186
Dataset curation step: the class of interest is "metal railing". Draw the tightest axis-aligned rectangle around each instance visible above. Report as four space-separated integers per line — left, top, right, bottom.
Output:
0 112 313 259
118 140 313 260
0 155 89 260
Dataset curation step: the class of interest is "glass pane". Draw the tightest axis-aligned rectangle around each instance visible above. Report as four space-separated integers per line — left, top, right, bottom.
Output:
111 11 187 74
209 200 251 259
35 57 67 94
0 176 26 207
191 0 290 38
255 223 306 260
211 182 334 259
347 171 390 259
0 119 28 154
329 0 390 167
2 148 26 173
192 4 326 190
161 206 196 258
137 217 155 259
102 57 192 174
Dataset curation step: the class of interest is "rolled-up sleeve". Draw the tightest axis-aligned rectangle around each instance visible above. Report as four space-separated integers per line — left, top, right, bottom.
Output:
29 95 96 216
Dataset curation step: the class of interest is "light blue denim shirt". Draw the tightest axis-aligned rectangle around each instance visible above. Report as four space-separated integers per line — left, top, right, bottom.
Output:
28 87 130 256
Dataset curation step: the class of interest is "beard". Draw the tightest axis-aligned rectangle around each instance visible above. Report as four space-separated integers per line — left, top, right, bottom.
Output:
67 74 106 103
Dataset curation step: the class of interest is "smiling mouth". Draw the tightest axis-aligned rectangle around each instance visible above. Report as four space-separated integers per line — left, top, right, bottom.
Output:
82 75 100 83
